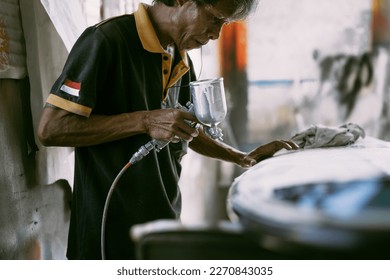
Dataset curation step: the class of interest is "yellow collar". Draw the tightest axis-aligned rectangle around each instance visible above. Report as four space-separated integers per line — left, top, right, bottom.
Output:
134 3 189 65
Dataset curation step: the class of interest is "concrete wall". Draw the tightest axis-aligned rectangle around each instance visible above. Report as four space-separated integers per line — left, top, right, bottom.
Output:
0 78 71 259
0 0 72 259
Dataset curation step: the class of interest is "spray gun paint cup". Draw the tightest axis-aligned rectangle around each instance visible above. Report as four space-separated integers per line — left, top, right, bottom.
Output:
189 78 227 141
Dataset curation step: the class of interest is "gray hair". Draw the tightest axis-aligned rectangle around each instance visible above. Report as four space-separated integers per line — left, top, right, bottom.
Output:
152 0 259 20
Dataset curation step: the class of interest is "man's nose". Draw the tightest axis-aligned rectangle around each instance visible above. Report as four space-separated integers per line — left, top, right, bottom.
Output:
208 23 225 40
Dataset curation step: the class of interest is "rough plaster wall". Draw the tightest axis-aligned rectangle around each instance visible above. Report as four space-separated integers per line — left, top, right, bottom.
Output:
0 0 73 260
0 79 71 259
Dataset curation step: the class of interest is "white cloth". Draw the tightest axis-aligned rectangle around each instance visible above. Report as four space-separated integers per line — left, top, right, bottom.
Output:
291 123 365 149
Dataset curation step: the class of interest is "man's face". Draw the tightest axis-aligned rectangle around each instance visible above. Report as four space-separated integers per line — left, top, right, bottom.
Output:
173 0 237 51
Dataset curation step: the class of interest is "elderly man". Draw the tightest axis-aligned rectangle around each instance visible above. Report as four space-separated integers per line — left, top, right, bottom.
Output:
38 0 297 259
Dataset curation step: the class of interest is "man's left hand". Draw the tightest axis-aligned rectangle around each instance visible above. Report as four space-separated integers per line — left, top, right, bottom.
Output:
239 140 299 168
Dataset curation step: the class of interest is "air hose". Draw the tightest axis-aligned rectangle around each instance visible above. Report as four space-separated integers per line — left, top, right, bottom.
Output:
100 139 169 260
100 161 132 260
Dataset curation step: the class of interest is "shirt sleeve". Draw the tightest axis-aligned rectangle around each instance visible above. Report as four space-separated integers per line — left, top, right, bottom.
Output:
47 26 111 117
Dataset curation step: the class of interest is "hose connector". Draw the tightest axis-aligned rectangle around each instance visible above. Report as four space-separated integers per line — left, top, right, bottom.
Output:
129 141 154 164
129 139 170 164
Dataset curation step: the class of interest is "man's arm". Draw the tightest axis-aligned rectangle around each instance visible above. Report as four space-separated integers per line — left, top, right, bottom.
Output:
37 105 199 147
189 128 298 168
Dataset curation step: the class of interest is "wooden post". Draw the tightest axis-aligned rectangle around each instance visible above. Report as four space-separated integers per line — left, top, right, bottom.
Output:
372 0 390 46
219 22 248 147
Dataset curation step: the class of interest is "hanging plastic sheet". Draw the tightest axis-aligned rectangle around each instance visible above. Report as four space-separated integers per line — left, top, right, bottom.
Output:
39 0 87 52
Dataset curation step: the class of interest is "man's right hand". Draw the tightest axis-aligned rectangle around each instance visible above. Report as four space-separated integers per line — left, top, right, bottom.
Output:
143 108 199 142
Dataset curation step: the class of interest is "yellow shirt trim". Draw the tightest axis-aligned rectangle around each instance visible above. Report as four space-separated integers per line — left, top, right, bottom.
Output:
47 94 92 117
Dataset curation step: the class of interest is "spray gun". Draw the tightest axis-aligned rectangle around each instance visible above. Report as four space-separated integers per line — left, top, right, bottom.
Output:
129 77 227 164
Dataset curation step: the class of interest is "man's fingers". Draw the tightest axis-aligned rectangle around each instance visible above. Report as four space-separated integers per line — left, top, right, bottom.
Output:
173 122 199 141
280 140 299 150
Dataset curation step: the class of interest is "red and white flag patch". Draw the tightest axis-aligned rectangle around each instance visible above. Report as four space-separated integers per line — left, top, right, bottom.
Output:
60 79 81 97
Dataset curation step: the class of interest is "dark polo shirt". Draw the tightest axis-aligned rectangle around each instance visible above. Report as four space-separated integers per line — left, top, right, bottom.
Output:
47 4 196 259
